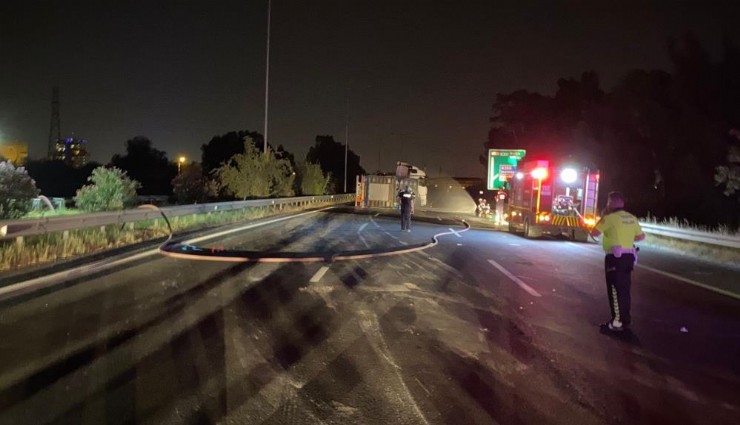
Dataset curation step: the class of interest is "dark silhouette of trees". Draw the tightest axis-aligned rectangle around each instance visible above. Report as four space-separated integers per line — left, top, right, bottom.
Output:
171 162 216 204
200 130 264 176
484 34 740 229
111 136 177 196
306 135 365 194
25 160 100 198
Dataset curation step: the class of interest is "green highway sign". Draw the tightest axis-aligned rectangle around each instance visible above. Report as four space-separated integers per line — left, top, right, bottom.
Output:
487 149 526 190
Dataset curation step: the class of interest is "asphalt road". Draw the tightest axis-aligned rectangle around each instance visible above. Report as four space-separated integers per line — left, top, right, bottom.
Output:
0 207 738 425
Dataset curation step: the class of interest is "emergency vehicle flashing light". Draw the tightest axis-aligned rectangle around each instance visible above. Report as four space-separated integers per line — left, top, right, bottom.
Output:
515 172 524 180
560 168 578 184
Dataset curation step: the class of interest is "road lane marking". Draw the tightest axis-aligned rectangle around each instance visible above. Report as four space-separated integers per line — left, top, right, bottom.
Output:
358 223 368 232
566 242 740 300
448 228 462 238
636 264 740 300
487 259 542 297
310 266 330 283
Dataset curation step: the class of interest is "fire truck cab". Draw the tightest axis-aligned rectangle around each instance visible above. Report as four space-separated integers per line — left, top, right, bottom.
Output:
507 160 599 241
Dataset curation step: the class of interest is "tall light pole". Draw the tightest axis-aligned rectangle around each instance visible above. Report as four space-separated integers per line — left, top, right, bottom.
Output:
178 156 186 175
344 89 349 193
263 0 272 155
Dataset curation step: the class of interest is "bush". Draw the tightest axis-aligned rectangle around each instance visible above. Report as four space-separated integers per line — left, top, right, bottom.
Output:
75 166 140 212
297 161 330 195
0 161 40 219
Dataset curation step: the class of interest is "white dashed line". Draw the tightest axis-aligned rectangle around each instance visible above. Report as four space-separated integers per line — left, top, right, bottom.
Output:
310 266 330 283
487 259 542 297
359 223 369 232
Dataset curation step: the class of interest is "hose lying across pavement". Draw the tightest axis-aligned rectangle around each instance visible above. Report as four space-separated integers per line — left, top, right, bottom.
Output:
141 204 471 263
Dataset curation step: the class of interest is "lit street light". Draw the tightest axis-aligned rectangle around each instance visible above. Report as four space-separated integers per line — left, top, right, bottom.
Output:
178 156 187 175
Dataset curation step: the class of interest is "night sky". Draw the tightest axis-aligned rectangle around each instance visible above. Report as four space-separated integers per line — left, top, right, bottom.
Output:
2 0 739 177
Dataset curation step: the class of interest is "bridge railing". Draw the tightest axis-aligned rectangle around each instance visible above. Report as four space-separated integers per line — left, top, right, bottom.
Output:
0 195 354 241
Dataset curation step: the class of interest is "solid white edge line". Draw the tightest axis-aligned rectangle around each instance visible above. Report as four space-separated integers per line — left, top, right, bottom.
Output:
636 264 740 300
565 242 740 300
487 259 542 297
310 266 330 283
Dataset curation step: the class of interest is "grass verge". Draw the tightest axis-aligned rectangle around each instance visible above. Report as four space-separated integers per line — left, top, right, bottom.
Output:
0 205 300 271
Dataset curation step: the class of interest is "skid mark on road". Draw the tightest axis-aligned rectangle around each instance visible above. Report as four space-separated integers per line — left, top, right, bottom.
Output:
358 311 431 425
487 259 542 297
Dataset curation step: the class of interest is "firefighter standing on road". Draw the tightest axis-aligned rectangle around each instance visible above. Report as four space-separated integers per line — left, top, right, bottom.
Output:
590 192 646 332
397 184 415 232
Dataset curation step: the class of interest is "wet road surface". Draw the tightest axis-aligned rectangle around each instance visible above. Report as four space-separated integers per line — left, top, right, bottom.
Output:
0 208 738 424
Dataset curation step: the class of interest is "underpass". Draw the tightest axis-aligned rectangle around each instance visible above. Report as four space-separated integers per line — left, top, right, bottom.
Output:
0 207 738 424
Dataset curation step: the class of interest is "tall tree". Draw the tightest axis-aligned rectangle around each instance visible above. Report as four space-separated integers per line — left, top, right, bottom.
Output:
214 137 295 200
306 135 365 194
296 161 330 195
111 136 177 196
200 130 264 176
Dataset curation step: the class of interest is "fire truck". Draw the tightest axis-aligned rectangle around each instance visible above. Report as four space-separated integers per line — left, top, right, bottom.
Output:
506 159 600 241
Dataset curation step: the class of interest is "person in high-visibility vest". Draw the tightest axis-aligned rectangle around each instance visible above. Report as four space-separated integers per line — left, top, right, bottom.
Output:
591 191 646 332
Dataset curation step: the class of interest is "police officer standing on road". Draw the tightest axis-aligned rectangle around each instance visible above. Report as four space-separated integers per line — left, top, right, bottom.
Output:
590 192 645 332
397 184 415 232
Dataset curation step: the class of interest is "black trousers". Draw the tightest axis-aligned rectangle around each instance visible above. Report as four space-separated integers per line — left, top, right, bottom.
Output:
401 209 412 230
604 254 635 325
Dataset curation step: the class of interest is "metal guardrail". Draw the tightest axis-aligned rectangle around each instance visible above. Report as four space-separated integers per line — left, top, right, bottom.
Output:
640 222 740 249
0 195 354 241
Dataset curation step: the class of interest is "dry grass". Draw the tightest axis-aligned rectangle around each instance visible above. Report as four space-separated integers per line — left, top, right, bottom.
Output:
641 215 737 236
643 233 740 267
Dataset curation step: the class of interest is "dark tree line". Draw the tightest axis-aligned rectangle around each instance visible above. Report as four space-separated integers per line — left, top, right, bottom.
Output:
24 128 366 204
306 135 365 194
484 34 740 229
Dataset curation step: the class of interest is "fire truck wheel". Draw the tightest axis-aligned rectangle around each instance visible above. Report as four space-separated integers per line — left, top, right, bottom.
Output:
572 229 589 242
524 219 532 238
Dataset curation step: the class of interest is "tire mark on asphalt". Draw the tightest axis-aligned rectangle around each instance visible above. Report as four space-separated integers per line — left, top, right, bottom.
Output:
358 310 431 425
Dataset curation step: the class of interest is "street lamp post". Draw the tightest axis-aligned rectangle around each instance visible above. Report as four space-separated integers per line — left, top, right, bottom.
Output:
263 0 272 155
178 156 186 175
344 90 349 193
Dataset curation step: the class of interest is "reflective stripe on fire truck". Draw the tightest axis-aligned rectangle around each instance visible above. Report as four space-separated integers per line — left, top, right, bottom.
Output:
551 216 580 227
